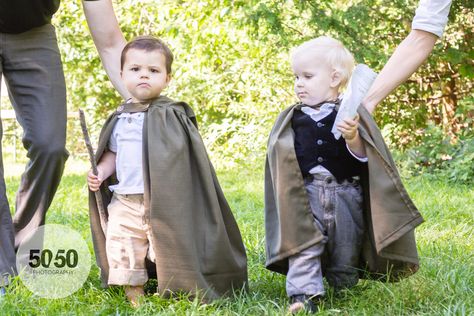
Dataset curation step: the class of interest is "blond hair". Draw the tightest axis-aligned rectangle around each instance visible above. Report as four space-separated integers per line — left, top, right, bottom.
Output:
292 36 355 89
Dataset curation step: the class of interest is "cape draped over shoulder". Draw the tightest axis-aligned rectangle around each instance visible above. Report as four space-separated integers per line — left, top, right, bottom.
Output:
89 95 248 300
264 103 423 280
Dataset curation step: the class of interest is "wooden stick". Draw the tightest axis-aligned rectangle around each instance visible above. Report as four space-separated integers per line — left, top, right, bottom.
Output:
79 109 108 233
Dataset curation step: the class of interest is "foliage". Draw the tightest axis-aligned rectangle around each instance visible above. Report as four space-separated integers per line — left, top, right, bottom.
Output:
393 122 474 183
50 1 473 171
445 138 474 183
240 0 474 146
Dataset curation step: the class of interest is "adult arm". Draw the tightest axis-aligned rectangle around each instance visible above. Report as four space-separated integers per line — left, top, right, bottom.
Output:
82 0 130 99
362 30 438 113
362 0 452 114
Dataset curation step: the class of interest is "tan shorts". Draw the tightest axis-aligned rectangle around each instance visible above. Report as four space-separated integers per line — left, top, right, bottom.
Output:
106 193 155 286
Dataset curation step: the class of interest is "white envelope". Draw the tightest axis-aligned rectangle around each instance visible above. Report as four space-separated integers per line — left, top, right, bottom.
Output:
332 64 377 139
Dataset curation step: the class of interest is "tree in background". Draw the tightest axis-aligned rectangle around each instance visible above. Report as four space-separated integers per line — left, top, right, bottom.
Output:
54 0 473 170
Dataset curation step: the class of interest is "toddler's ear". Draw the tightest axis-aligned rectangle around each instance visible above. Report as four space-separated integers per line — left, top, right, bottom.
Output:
330 70 342 88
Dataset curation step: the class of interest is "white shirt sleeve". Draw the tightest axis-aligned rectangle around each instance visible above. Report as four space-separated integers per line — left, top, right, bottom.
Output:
412 0 452 38
108 126 117 153
346 144 368 163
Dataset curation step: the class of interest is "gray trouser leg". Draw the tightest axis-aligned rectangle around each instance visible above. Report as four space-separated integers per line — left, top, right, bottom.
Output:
286 177 328 297
0 47 17 285
286 239 326 297
0 121 17 284
286 175 364 296
321 178 364 290
0 24 68 252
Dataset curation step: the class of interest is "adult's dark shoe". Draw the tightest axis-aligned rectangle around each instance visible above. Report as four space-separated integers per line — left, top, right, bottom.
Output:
288 294 322 314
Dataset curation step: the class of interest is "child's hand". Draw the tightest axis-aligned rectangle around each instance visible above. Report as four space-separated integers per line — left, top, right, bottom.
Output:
87 168 104 192
337 114 360 141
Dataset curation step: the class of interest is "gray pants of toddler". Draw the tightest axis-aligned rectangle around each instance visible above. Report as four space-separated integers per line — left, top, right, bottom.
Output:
286 174 365 297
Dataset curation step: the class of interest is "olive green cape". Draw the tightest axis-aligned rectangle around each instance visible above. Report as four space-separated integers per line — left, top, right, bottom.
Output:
89 96 247 300
265 103 423 280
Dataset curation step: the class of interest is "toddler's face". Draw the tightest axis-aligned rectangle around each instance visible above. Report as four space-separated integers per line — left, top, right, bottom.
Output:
121 48 171 102
292 50 337 106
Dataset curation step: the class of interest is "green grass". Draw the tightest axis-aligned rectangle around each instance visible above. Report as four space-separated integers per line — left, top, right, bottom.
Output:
1 158 473 315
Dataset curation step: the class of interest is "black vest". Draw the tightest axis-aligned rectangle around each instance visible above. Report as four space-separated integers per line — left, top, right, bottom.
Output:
292 107 364 182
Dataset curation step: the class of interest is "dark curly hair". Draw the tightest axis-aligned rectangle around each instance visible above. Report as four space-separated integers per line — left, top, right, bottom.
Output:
120 35 174 74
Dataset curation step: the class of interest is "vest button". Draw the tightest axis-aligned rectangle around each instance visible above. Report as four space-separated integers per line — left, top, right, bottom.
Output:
317 139 323 145
317 122 324 127
317 157 324 163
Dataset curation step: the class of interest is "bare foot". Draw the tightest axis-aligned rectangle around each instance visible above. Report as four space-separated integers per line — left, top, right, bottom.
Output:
125 285 144 307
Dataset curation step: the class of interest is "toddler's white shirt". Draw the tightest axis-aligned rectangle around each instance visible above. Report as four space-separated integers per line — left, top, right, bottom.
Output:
108 112 145 194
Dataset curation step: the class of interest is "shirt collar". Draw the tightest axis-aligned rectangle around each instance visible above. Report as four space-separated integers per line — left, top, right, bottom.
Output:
295 98 341 110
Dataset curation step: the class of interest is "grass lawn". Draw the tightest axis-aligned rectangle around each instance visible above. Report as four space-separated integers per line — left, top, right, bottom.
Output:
1 157 473 315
